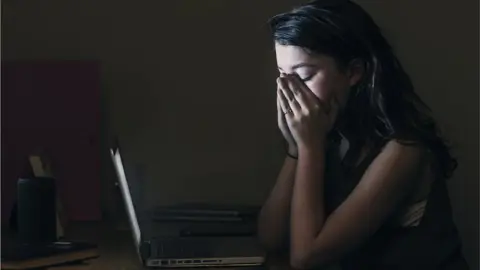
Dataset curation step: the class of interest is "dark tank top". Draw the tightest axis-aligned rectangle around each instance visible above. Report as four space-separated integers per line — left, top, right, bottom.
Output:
324 137 469 269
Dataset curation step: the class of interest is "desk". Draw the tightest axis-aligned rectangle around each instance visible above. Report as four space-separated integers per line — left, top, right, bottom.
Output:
47 221 141 269
46 221 269 270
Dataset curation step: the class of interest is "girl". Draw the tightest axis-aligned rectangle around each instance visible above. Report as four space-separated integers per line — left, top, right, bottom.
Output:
257 0 468 269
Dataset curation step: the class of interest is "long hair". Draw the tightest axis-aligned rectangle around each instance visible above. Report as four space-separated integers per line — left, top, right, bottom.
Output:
269 0 457 178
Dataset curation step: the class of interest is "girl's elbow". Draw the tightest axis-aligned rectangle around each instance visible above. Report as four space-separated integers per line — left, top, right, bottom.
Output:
257 233 286 254
290 251 314 270
289 248 332 270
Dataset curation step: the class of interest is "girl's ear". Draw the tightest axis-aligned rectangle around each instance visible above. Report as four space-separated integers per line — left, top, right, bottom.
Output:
347 59 365 87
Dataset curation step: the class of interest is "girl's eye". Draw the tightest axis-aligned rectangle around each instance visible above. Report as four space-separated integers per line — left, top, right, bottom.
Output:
295 70 315 82
299 74 314 82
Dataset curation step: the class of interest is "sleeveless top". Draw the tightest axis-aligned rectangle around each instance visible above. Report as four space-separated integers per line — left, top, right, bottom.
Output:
323 136 469 269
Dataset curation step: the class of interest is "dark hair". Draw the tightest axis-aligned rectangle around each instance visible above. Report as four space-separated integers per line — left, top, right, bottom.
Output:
269 0 457 178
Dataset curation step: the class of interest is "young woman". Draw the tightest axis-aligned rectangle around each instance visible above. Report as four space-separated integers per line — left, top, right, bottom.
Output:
257 0 468 269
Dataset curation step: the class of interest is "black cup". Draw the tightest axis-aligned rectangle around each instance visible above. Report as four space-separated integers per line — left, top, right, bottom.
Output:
17 177 57 243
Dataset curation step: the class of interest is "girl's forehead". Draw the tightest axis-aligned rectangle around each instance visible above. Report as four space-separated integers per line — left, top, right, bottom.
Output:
275 45 316 70
275 44 311 60
275 44 336 70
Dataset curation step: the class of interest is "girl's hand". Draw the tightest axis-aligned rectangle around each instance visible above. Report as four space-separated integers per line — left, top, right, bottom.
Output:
277 77 298 157
277 93 298 157
277 74 339 151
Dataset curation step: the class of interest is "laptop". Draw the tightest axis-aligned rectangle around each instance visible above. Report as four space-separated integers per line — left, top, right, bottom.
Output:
109 146 265 268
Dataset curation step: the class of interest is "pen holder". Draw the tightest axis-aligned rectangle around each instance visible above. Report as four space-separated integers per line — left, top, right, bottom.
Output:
17 177 57 243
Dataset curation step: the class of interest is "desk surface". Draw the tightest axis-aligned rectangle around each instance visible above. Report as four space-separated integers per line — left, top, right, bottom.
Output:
44 221 270 270
48 221 142 269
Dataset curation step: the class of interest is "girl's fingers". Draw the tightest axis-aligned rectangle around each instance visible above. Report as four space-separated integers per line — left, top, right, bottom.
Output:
278 77 301 114
277 94 282 118
289 74 318 108
286 77 311 111
277 77 295 102
277 88 292 116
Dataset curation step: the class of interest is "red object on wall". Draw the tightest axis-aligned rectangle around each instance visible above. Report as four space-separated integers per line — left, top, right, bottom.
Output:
1 60 102 223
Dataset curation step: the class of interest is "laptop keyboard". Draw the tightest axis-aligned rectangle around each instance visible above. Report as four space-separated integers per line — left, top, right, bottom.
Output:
151 238 214 258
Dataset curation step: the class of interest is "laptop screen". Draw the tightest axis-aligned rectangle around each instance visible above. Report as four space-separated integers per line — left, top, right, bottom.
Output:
110 147 141 248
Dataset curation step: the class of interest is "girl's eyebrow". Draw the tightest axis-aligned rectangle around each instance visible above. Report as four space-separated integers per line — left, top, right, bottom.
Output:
278 63 318 71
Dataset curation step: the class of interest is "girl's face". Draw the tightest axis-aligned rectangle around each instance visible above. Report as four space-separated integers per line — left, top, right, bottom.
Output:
275 44 363 110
